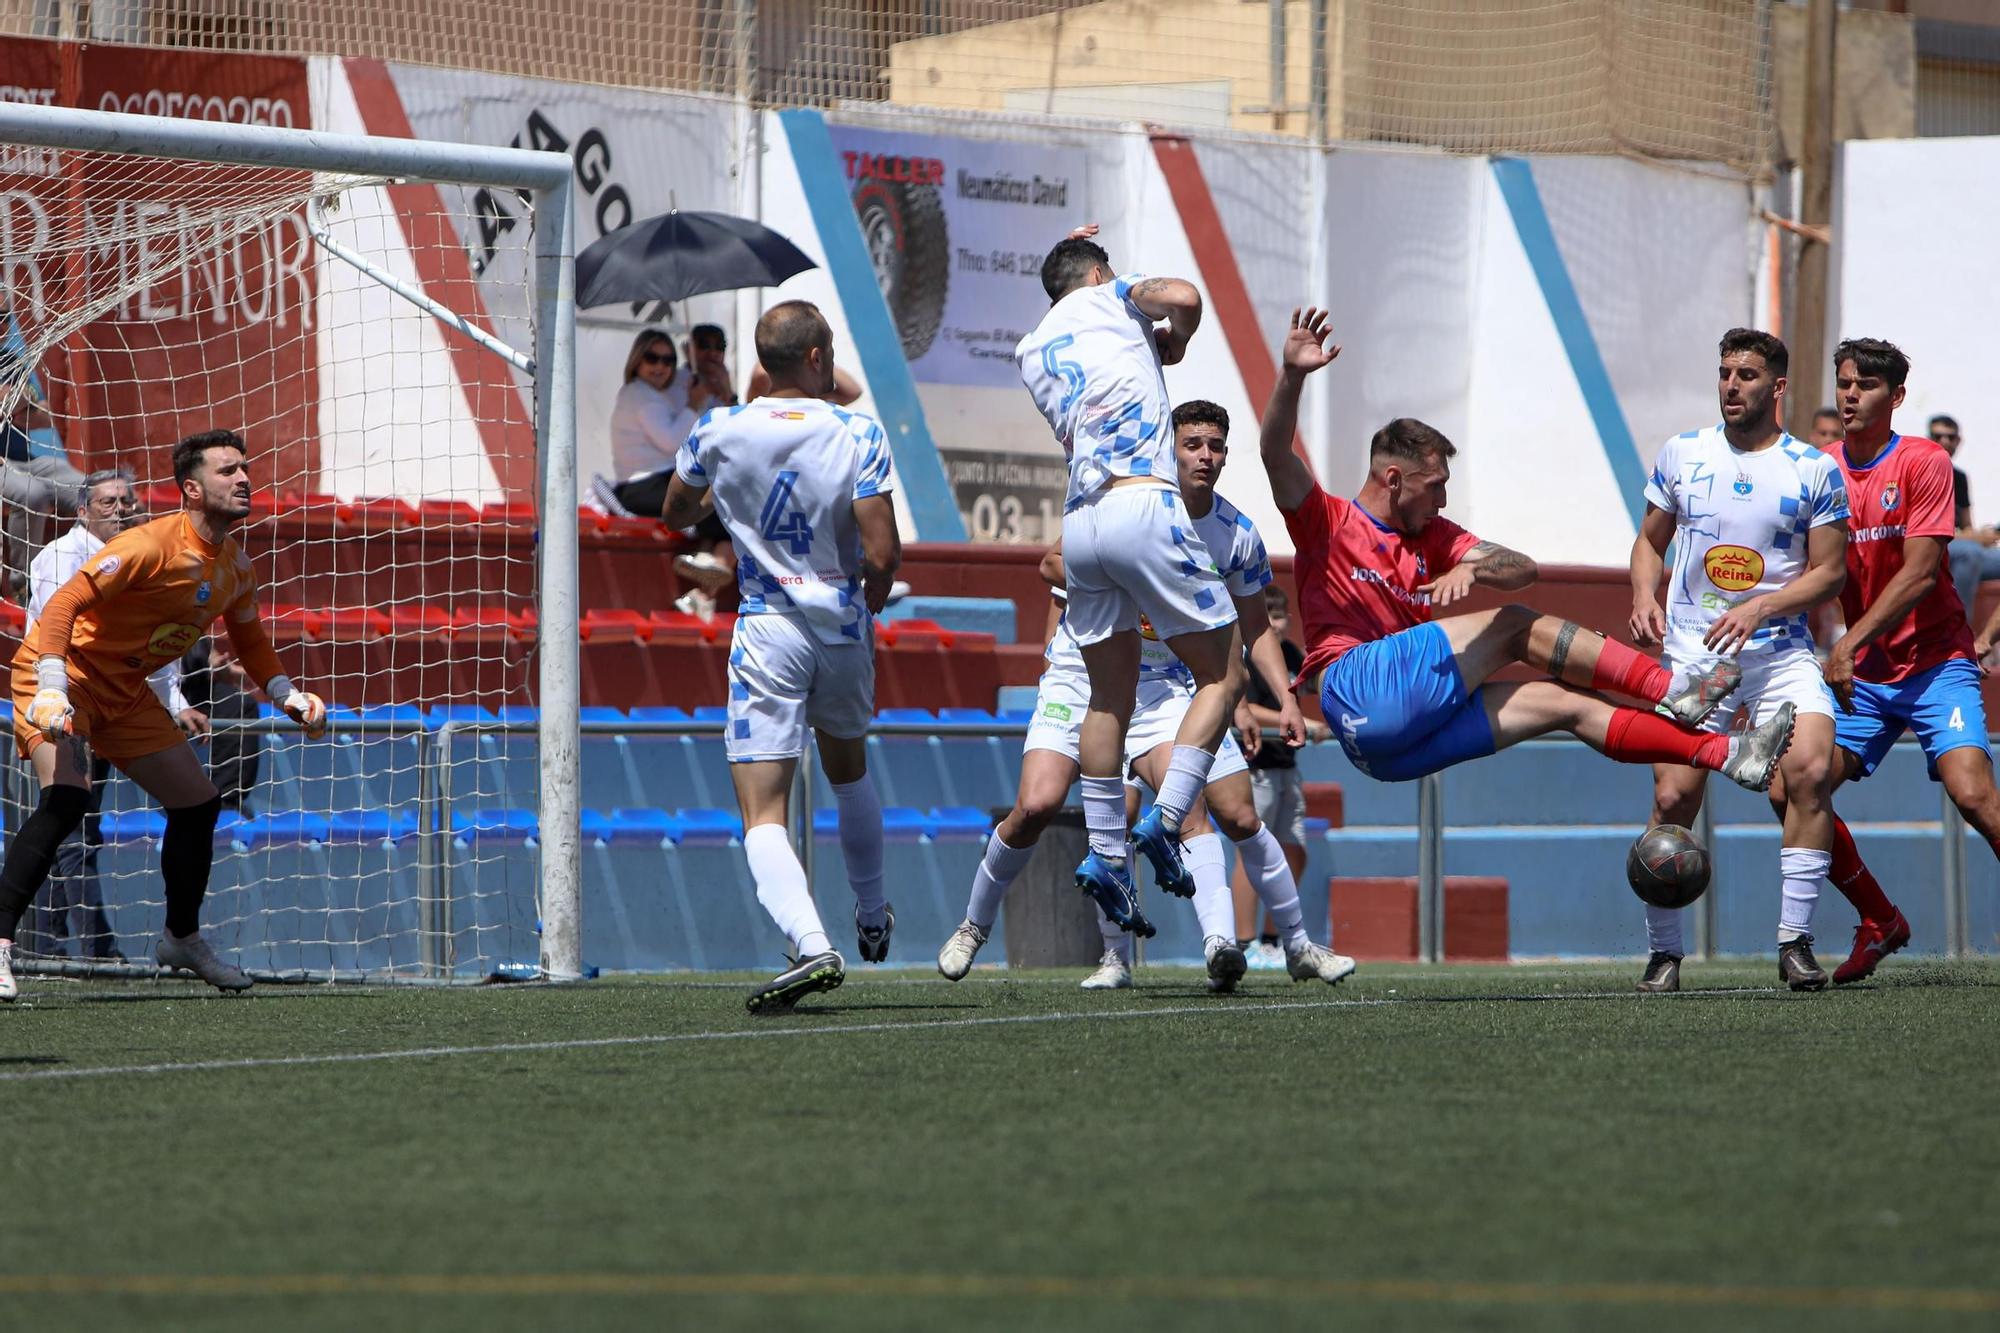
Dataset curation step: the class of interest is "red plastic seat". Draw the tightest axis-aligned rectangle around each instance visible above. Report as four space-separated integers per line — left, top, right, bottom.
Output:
579 608 654 643
262 604 322 643
596 515 674 543
0 601 27 636
416 499 481 528
480 501 539 528
450 607 537 642
345 497 420 532
320 606 393 641
386 605 454 637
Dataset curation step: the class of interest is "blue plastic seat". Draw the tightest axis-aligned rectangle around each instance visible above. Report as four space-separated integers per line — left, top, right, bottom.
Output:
498 705 542 726
234 811 333 848
930 806 991 841
426 704 499 729
692 706 730 725
626 707 691 724
935 709 997 729
357 704 426 728
327 810 420 842
452 807 538 843
882 806 932 841
103 809 166 843
577 706 625 726
675 807 743 845
995 708 1034 726
606 807 681 845
875 708 934 727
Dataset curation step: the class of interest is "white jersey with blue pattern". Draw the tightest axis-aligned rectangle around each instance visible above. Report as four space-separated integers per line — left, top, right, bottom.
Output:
1015 274 1176 509
675 397 895 646
1043 490 1272 685
1644 424 1846 663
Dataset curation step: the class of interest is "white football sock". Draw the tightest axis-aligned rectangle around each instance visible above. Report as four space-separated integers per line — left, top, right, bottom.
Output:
744 822 830 957
1234 823 1307 947
966 829 1036 929
1644 903 1685 957
1081 774 1128 860
1778 846 1830 943
1093 901 1134 961
1152 744 1216 828
1184 833 1235 942
831 775 888 929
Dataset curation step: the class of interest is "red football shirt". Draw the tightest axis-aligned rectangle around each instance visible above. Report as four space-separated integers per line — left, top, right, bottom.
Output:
1830 432 1973 683
1283 484 1481 688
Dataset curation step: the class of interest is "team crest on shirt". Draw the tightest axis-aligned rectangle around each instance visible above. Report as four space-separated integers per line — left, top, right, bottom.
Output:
1881 481 1900 511
1414 554 1428 580
1733 471 1753 497
92 555 121 576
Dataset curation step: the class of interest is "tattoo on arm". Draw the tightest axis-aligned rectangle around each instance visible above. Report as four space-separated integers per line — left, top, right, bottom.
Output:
1128 277 1173 302
1464 542 1534 578
1547 620 1580 682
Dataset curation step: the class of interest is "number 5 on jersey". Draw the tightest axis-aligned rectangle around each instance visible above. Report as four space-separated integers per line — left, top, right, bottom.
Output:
760 470 815 555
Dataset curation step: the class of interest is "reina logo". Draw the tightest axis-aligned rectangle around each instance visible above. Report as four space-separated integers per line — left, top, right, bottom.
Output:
1881 481 1900 511
1704 543 1765 593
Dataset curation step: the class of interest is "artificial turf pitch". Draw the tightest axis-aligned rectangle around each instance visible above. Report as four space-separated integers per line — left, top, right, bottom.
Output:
2 959 1996 1331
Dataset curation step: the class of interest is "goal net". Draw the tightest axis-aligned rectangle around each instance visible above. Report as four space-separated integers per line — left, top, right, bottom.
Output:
0 104 580 984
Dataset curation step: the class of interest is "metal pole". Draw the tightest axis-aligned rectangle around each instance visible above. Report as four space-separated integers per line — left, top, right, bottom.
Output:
1309 0 1330 145
309 220 534 372
1268 0 1288 134
1417 772 1443 962
1788 0 1836 435
533 172 584 983
1693 798 1717 961
1942 787 1968 960
415 727 444 977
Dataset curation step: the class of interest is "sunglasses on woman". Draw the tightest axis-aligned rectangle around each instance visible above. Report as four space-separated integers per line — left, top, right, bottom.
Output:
642 350 676 366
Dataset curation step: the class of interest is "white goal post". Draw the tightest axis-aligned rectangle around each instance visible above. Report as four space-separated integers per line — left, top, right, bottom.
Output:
0 101 583 982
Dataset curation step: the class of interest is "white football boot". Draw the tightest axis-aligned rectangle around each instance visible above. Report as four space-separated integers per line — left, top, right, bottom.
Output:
936 920 989 981
0 938 16 1002
155 932 252 993
1205 936 1247 993
1079 947 1132 990
1286 940 1358 986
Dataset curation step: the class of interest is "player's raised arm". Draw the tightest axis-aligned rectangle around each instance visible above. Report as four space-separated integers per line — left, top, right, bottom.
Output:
1124 277 1202 365
1261 308 1338 513
24 538 165 737
219 600 327 739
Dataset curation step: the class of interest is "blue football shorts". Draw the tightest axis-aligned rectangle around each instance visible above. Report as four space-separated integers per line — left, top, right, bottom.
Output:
1319 622 1497 783
1833 656 1992 780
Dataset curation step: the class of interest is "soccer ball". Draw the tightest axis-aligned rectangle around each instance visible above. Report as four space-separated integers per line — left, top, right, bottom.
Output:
1625 824 1711 909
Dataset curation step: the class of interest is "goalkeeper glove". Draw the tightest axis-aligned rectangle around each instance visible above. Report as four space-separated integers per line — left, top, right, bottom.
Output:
28 656 72 738
267 675 328 740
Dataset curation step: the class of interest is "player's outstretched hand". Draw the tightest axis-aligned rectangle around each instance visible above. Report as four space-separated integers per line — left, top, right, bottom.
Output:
27 687 72 739
1417 564 1479 610
1629 597 1666 647
1065 223 1100 241
282 689 329 740
1282 307 1342 376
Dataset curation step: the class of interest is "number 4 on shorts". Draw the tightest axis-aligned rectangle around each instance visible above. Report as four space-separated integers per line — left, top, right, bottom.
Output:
760 470 814 556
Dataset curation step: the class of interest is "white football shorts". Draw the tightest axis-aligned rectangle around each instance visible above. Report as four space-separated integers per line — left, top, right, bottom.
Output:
1665 643 1836 735
1024 668 1246 781
1061 482 1236 649
724 612 875 762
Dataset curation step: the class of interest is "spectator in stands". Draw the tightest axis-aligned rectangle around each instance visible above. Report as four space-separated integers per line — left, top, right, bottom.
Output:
179 635 261 812
684 323 739 415
1 353 87 594
17 469 206 960
1809 407 1844 449
1229 583 1328 968
1934 414 2000 619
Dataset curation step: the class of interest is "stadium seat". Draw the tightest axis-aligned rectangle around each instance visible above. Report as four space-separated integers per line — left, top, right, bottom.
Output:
103 809 166 844
320 606 393 641
626 706 691 724
579 807 679 845
0 601 24 636
345 497 420 531
234 811 333 848
449 607 537 642
675 808 742 845
930 806 990 840
386 605 454 638
327 810 420 842
357 703 427 727
480 501 539 528
416 499 481 528
579 608 655 643
425 704 500 728
263 604 322 643
935 708 997 729
452 808 538 843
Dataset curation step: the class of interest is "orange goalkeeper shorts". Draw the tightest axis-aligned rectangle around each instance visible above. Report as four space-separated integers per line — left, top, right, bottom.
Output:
10 655 187 767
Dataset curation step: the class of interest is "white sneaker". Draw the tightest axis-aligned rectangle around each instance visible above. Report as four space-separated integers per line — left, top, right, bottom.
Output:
1244 940 1287 971
155 932 252 993
0 938 15 1002
672 551 734 593
1080 947 1132 990
589 474 633 517
936 919 989 981
1285 939 1357 986
673 588 717 623
1205 936 1247 993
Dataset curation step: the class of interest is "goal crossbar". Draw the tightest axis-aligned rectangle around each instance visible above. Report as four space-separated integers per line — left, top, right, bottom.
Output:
0 101 584 982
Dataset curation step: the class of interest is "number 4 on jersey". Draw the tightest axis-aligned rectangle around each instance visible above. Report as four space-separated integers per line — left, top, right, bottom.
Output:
760 470 814 556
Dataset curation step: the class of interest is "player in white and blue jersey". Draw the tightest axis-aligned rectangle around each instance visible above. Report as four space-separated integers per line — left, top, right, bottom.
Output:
938 402 1355 993
1626 328 1849 993
664 301 901 1013
1015 228 1247 935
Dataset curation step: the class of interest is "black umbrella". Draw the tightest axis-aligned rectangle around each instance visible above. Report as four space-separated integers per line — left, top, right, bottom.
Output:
573 210 817 308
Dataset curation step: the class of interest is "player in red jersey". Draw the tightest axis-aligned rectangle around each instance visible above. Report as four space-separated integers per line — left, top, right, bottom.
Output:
1793 337 2000 983
1258 308 1795 787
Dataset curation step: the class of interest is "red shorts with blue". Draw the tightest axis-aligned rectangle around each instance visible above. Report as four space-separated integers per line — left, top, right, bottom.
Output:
1834 656 1991 779
1319 622 1497 782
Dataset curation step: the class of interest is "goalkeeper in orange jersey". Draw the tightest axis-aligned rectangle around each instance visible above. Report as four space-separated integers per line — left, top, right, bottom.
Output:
0 429 327 1000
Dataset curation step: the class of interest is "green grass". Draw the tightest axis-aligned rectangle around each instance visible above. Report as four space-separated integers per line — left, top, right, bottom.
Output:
3 959 1998 1331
